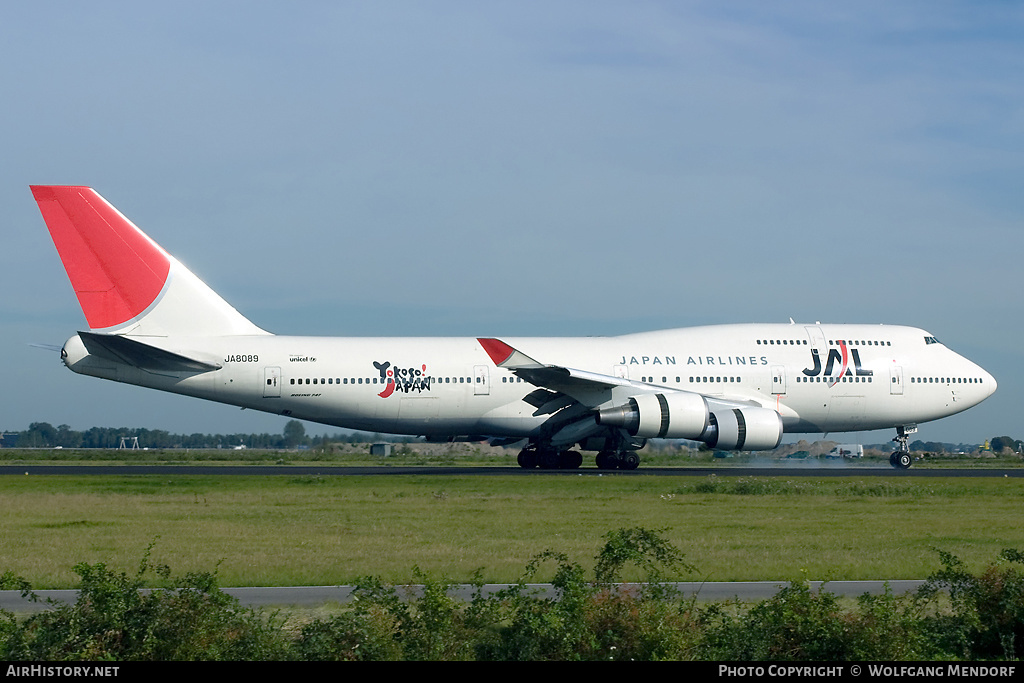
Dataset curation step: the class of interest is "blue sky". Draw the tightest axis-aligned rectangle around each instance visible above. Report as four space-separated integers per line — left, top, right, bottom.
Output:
2 2 1020 444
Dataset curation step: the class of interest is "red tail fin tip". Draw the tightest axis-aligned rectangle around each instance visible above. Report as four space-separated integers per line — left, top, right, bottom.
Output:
31 186 170 330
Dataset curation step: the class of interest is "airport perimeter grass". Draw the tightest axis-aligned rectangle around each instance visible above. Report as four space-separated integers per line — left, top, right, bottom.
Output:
2 473 1023 589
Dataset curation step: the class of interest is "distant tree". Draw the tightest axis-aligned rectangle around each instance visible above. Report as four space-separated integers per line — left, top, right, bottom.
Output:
283 420 307 448
990 436 1019 454
24 422 57 447
55 424 82 448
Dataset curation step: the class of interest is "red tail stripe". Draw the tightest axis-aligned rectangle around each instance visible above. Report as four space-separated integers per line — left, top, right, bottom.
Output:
31 186 170 330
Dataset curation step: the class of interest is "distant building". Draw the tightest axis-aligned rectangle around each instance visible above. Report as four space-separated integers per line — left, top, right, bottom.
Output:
0 433 19 448
826 444 863 458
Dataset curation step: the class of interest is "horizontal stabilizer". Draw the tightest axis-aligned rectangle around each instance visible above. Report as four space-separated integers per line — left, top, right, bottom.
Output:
78 332 221 373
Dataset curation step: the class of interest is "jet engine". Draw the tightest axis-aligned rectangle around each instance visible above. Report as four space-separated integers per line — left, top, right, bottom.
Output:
596 393 783 451
702 407 783 451
595 392 709 440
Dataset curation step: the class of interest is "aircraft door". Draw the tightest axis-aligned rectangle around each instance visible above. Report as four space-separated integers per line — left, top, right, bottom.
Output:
264 367 281 398
804 326 827 354
890 366 904 396
771 365 787 395
474 365 490 395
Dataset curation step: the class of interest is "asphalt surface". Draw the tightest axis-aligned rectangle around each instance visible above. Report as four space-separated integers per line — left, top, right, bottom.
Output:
0 580 929 613
1 464 1021 477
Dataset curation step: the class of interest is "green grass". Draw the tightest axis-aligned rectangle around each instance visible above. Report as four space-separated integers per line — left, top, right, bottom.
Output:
2 474 1022 589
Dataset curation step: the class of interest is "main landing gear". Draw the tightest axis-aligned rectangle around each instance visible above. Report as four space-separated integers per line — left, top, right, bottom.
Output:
889 425 917 470
517 446 583 470
595 450 640 471
516 446 639 470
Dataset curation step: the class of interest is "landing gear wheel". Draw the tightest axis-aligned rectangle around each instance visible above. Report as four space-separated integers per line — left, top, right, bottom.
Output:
536 448 561 469
517 449 537 469
559 450 583 469
889 451 912 469
621 451 640 470
596 451 619 470
890 425 917 470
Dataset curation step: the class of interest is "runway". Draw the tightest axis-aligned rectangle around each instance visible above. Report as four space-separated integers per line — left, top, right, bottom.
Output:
0 464 1021 477
0 580 928 614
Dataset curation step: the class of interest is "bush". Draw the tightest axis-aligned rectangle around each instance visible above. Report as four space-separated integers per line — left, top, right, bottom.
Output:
1 548 290 661
699 581 931 661
6 534 1024 660
918 548 1024 659
701 582 848 660
295 570 502 661
479 527 701 660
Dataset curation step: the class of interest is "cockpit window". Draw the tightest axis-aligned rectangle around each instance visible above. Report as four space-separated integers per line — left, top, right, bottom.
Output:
924 336 941 345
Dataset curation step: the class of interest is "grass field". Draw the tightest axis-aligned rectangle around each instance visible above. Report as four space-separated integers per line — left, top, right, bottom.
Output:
2 470 1023 589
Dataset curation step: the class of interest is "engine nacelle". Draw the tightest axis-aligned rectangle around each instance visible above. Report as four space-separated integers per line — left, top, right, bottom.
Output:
595 392 709 440
703 407 783 451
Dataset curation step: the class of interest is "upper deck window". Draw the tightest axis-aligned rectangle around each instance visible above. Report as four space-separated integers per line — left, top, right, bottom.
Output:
924 336 941 345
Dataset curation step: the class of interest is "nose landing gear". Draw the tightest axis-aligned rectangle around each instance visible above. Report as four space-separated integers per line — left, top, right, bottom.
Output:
890 425 917 469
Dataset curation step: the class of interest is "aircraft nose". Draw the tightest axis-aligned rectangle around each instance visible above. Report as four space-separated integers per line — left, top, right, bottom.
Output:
982 368 997 398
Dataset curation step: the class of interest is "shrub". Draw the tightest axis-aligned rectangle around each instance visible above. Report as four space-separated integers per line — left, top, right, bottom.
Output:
699 581 930 661
844 587 932 660
295 570 501 661
918 548 1024 659
8 534 1024 660
701 581 847 660
480 527 700 660
293 605 402 661
1 549 289 661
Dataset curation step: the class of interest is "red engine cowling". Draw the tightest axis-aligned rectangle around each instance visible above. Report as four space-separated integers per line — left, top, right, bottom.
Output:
704 407 783 451
595 392 709 440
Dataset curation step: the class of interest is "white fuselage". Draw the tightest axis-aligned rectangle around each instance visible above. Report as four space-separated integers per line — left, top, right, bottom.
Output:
62 322 996 440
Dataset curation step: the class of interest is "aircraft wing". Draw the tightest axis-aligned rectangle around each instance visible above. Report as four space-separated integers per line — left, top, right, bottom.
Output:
477 337 758 411
477 337 634 406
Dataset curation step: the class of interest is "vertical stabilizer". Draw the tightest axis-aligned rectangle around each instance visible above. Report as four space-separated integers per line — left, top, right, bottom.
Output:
31 186 268 337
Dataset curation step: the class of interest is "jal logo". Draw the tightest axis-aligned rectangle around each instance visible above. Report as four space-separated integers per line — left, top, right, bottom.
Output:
374 361 433 398
802 341 873 387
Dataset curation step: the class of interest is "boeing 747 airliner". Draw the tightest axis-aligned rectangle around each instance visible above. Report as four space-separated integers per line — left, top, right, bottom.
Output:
31 186 996 469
